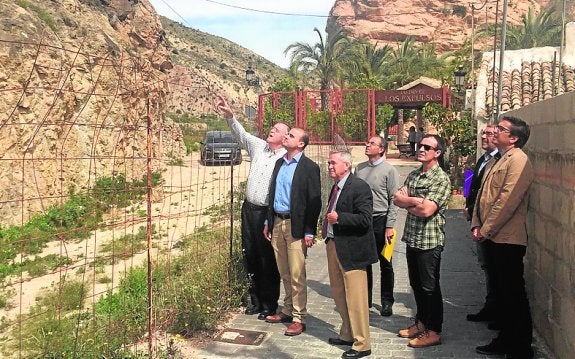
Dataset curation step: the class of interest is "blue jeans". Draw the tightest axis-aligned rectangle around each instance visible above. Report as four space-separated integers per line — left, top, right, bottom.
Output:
406 245 443 333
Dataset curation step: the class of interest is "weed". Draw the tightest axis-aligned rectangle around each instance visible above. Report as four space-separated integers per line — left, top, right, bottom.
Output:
0 173 161 282
99 226 148 262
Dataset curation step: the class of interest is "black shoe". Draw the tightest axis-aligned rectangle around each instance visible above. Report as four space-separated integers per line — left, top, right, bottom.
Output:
244 304 261 315
341 349 371 358
380 302 393 317
467 308 495 322
257 309 272 320
328 337 354 346
487 321 501 331
505 347 534 359
476 339 507 355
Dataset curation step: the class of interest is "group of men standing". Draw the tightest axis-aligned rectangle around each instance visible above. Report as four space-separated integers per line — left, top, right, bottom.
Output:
216 95 534 359
467 118 535 359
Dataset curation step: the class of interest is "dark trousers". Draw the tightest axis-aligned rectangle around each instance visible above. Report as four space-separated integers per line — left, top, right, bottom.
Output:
476 240 497 312
241 201 280 311
406 245 443 333
486 240 533 357
366 215 394 306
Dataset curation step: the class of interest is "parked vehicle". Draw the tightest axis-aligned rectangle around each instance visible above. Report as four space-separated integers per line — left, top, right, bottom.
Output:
200 130 242 165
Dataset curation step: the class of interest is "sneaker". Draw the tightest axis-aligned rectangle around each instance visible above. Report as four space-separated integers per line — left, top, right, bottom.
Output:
398 319 425 338
408 330 441 348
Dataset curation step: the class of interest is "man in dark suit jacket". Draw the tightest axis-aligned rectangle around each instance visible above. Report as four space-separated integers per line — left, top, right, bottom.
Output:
465 124 499 323
263 127 322 337
324 150 377 359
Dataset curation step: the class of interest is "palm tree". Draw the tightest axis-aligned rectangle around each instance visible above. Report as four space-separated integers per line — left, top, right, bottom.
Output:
506 7 562 49
284 28 350 109
381 37 425 87
339 39 393 87
477 6 562 50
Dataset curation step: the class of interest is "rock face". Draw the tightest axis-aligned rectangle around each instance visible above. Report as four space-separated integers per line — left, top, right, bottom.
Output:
0 0 185 225
327 0 552 52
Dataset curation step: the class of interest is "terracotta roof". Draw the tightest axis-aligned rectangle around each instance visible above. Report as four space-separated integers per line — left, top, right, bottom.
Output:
475 46 575 120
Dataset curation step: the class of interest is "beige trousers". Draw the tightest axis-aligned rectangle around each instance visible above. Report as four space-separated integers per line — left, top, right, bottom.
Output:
271 218 307 323
327 240 371 351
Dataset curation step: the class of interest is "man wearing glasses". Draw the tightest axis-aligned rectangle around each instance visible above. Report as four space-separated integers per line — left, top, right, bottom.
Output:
355 136 400 316
465 125 500 324
472 117 534 359
393 134 451 348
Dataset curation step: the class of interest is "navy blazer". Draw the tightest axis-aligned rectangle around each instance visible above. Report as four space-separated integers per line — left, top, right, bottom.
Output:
466 151 499 212
267 154 322 238
331 173 378 271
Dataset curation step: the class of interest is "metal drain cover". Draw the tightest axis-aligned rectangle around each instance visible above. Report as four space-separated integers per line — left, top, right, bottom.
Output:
213 328 267 346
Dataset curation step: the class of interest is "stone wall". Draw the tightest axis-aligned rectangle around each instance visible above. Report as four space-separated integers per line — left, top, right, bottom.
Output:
504 93 575 359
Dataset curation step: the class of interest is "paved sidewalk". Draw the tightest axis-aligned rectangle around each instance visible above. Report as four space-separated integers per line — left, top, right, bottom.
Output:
194 159 552 358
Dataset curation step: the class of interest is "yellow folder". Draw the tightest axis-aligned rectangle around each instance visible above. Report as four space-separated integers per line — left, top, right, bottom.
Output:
381 228 397 261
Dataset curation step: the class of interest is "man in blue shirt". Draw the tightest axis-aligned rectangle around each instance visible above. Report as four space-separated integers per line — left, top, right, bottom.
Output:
263 128 321 337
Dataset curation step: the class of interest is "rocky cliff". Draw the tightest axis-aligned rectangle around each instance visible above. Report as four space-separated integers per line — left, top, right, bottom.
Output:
327 0 553 52
0 0 184 225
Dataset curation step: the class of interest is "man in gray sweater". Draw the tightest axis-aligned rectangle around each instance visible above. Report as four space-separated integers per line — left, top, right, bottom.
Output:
355 135 400 316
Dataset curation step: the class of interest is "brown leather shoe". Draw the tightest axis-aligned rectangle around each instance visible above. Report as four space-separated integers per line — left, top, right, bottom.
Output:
284 322 306 336
398 319 425 338
265 312 293 323
408 330 441 348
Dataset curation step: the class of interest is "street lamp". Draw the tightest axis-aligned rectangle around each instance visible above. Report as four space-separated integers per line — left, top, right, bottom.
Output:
454 66 467 92
245 66 260 87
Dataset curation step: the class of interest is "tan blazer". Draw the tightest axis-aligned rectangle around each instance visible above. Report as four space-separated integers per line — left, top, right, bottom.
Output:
471 147 533 246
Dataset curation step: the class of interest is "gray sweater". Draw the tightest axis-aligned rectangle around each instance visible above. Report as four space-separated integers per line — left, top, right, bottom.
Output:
354 159 400 228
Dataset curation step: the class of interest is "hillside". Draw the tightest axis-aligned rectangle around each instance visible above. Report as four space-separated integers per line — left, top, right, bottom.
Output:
0 0 287 225
159 16 288 118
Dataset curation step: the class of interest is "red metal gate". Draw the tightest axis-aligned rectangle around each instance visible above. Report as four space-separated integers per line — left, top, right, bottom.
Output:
257 89 377 146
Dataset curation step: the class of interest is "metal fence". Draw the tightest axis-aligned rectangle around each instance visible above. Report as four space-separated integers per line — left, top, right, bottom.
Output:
0 37 253 358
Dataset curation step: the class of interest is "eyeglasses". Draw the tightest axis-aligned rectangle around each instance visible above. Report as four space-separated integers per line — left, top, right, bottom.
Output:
497 125 511 133
419 144 437 151
482 130 496 137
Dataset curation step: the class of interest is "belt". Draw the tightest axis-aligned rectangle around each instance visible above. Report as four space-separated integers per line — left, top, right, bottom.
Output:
276 213 291 220
325 237 334 244
244 201 267 210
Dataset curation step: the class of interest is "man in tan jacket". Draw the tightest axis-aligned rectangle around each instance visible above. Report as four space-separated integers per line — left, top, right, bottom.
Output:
471 116 534 359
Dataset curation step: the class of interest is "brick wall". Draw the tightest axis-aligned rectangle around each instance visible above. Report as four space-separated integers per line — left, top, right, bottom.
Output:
503 93 575 359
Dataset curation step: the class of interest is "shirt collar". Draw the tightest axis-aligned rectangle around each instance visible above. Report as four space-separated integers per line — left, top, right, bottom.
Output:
369 157 384 166
336 173 350 189
488 149 498 157
283 151 303 164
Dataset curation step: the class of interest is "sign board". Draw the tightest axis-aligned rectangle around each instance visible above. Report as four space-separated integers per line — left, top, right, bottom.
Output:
375 84 446 108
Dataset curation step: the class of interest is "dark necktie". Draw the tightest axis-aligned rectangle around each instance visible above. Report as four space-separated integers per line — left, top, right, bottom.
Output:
477 153 491 174
321 185 340 239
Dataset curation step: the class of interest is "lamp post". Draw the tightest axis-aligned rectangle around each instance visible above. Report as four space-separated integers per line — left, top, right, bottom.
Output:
452 66 467 112
245 66 260 87
454 66 467 92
